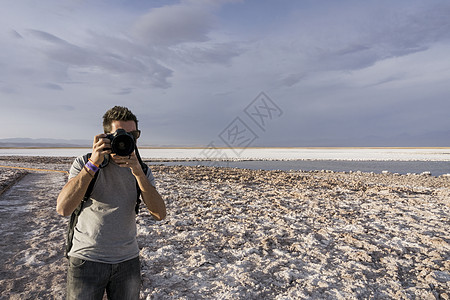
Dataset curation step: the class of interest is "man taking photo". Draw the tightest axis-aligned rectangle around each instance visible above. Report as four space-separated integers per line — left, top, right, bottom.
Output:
57 106 166 299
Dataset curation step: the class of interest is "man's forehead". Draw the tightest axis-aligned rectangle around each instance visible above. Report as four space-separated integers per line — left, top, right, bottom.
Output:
110 120 136 131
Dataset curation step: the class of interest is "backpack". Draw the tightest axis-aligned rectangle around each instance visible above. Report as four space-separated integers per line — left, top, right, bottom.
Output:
64 153 148 258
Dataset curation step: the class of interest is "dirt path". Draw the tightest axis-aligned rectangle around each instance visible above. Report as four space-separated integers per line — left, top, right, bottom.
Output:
0 172 68 300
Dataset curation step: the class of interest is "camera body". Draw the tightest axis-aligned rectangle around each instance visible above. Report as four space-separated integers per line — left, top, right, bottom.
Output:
106 129 135 156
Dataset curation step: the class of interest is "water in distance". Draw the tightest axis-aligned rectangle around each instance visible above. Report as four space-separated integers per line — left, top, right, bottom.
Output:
151 160 450 176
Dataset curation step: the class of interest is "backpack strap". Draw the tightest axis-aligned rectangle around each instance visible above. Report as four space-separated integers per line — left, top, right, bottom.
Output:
134 163 149 214
134 147 148 214
65 154 99 258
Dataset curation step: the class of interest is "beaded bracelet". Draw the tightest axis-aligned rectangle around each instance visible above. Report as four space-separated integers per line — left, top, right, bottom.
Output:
85 161 99 173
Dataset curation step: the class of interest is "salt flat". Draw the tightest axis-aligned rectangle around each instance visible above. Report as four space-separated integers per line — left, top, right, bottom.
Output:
1 147 450 161
0 157 449 299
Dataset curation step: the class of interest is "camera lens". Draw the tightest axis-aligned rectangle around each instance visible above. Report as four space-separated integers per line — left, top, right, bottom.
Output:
111 134 135 156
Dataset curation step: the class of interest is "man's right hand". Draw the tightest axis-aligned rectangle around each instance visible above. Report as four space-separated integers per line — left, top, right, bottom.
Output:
90 134 112 166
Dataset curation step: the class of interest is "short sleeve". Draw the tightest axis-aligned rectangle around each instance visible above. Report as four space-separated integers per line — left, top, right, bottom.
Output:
68 155 89 180
146 167 156 187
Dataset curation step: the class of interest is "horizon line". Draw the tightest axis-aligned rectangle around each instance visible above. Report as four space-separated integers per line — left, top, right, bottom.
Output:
1 146 450 150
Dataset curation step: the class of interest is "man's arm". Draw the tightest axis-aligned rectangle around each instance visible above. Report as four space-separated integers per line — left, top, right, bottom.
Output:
113 154 166 221
56 166 96 216
135 171 166 221
56 134 111 217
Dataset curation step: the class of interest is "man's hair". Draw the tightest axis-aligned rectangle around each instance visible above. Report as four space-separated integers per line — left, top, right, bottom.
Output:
102 106 138 133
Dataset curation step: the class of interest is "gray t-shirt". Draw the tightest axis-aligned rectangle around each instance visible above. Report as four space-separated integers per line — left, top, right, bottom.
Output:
68 154 155 264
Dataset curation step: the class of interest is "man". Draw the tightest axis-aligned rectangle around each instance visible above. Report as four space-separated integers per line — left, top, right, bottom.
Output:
57 106 166 300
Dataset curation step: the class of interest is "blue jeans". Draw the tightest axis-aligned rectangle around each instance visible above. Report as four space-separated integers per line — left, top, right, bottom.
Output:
66 256 141 300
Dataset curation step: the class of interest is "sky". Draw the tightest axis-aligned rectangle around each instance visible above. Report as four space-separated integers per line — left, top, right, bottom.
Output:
1 0 450 147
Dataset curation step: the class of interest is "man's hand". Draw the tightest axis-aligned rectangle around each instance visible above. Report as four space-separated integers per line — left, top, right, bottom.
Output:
90 134 112 166
111 152 144 177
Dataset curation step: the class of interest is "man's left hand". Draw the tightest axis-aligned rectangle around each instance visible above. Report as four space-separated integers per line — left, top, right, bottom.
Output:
111 152 145 177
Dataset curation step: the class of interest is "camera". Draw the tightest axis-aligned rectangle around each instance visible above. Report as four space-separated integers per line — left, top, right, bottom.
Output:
106 129 135 156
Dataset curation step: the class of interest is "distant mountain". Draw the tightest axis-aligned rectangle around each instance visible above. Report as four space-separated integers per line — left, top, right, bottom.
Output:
0 138 189 148
2 130 450 148
0 138 92 148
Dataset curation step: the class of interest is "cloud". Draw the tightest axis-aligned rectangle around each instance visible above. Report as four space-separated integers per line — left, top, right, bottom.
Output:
0 85 17 94
114 87 133 95
267 1 450 87
132 3 213 46
0 1 244 94
130 1 245 68
22 29 174 89
9 29 23 39
171 42 243 65
41 83 63 90
54 104 76 111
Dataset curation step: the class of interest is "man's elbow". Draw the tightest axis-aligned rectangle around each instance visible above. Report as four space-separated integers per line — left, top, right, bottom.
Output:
56 207 65 216
153 211 167 221
56 196 73 217
56 205 71 217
